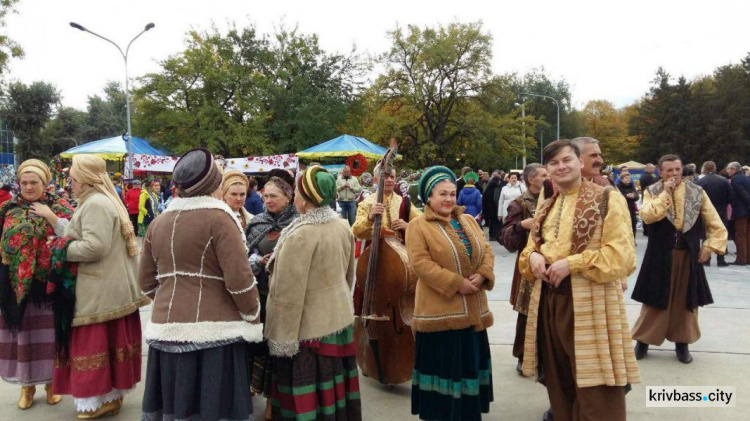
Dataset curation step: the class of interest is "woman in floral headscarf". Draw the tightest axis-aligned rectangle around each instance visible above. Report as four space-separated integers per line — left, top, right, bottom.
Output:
0 159 74 410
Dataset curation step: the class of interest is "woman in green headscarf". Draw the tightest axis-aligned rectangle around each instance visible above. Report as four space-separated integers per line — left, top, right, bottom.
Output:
264 165 361 421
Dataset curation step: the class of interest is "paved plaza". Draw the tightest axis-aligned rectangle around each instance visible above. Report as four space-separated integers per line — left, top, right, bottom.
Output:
0 232 747 420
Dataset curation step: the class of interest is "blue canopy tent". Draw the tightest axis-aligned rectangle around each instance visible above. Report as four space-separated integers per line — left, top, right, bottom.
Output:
297 134 396 160
59 136 167 159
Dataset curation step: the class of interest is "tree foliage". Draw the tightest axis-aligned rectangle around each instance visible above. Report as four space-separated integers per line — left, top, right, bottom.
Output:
0 81 60 161
581 99 635 164
0 0 23 81
134 24 365 157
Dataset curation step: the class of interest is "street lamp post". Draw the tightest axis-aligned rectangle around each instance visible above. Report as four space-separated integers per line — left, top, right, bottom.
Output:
70 22 155 178
520 92 560 142
514 102 527 168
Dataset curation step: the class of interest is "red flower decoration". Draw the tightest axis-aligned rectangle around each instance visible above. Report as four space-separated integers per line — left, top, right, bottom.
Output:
345 154 368 177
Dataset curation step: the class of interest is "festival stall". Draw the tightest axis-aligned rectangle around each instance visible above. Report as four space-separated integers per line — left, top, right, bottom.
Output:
130 153 299 174
59 136 169 178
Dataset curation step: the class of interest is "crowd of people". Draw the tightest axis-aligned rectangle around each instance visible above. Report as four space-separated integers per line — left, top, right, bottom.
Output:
0 137 746 420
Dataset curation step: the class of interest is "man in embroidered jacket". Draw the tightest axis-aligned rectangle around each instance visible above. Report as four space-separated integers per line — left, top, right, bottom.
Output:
631 155 727 364
352 163 421 242
519 140 640 421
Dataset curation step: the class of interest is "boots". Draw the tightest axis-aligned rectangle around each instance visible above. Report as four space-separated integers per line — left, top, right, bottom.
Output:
77 397 122 419
676 343 693 364
542 408 555 421
45 384 62 405
265 398 273 420
18 385 35 410
634 341 649 360
516 358 523 374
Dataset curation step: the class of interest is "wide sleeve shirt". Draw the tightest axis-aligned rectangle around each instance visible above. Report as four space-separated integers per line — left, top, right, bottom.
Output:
640 182 727 254
519 187 636 284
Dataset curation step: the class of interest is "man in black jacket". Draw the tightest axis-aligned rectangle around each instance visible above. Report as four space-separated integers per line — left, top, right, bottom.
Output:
639 164 657 236
696 161 733 266
727 161 750 265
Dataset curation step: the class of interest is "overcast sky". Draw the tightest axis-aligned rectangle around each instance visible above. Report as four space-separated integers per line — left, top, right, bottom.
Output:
6 0 750 110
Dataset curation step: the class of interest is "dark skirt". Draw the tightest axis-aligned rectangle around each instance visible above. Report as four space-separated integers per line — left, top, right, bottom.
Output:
246 291 272 396
141 342 253 421
271 331 361 421
412 328 493 421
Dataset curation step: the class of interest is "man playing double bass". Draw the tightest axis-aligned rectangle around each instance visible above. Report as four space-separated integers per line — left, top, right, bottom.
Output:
353 162 422 242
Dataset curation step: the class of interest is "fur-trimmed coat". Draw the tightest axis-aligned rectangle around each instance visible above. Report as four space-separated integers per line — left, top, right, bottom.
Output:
405 206 495 333
138 196 261 344
265 206 356 357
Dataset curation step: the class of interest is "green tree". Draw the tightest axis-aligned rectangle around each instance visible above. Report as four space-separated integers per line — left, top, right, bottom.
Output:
80 81 127 142
0 81 60 160
40 106 87 155
134 24 364 156
581 100 634 164
0 0 23 80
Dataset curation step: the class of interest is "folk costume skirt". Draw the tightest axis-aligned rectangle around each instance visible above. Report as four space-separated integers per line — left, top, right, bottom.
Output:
411 327 493 421
53 311 142 412
271 325 362 421
141 341 253 421
0 303 55 385
246 291 272 396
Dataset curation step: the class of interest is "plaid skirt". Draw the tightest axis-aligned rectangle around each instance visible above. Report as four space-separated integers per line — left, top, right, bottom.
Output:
0 303 55 385
271 325 361 421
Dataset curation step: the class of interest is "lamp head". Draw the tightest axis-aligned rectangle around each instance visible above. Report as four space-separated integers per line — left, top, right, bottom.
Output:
70 22 86 31
145 23 155 31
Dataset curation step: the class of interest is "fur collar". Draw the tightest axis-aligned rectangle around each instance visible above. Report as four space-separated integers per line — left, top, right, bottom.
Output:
267 206 339 269
164 196 247 252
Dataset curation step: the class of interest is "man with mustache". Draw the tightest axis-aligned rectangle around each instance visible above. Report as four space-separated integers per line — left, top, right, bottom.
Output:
519 140 640 421
631 154 727 364
571 137 610 187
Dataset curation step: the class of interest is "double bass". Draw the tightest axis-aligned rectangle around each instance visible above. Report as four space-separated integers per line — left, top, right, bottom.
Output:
353 139 417 386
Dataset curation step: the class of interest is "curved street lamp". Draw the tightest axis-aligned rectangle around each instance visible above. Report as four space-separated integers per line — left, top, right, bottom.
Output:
70 22 155 178
520 92 560 143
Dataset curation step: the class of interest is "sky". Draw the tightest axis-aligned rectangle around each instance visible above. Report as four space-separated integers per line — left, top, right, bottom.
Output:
5 0 750 110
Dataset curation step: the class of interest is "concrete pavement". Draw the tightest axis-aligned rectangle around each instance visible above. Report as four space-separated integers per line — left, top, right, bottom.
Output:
1 232 747 420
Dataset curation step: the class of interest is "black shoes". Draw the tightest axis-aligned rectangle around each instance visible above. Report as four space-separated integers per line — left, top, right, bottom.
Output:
542 408 554 421
516 360 523 374
717 260 729 267
635 341 649 360
676 343 693 364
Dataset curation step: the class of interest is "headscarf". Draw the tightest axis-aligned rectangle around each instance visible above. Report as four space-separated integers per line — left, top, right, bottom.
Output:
418 166 457 202
222 170 249 196
17 159 52 185
70 155 139 257
0 161 75 332
173 148 223 198
463 172 479 184
265 168 295 199
296 165 336 207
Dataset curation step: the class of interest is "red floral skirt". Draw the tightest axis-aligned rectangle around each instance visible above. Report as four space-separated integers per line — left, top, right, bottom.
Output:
53 311 142 398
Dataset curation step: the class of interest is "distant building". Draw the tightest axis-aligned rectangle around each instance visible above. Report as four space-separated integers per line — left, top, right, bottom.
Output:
0 123 16 184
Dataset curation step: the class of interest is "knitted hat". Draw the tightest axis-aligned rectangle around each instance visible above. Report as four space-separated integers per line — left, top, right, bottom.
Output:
463 171 479 184
17 159 52 185
222 170 249 196
418 166 456 202
297 165 336 207
173 148 223 198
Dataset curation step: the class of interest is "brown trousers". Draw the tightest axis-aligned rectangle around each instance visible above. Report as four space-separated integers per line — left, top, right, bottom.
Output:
632 250 701 345
512 313 527 360
539 281 626 421
735 217 750 264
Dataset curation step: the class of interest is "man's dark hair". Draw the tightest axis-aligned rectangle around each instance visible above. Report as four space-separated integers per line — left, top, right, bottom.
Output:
247 176 258 189
702 161 717 174
658 154 682 168
543 139 580 164
461 166 472 175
